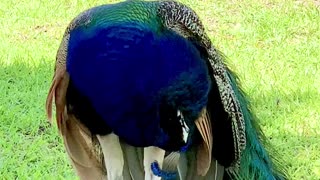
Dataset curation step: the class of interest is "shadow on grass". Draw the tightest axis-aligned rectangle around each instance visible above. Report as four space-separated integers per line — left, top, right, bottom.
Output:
0 61 76 179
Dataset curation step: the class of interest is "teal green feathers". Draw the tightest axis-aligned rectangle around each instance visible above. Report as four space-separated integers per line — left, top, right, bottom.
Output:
226 68 287 179
67 1 161 35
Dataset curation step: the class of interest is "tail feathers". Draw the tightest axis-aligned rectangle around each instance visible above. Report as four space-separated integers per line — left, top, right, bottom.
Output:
178 146 225 180
195 108 213 176
45 67 69 131
226 69 288 180
63 114 104 170
60 112 107 179
162 152 180 172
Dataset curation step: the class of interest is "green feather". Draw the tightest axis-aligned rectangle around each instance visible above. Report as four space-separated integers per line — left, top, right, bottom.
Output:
71 0 161 33
226 66 288 180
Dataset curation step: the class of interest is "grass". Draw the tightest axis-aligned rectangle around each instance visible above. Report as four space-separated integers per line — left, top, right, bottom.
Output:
0 0 319 179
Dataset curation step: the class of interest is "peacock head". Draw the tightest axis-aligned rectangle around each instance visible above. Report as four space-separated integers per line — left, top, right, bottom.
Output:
156 70 211 151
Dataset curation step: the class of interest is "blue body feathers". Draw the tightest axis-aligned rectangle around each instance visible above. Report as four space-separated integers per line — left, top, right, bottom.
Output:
67 22 211 149
51 1 288 179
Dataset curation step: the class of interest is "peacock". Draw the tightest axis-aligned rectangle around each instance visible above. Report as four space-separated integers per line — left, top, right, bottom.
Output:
46 0 287 179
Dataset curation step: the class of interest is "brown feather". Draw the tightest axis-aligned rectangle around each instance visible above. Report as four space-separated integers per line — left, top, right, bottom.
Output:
63 114 100 168
45 67 68 130
46 31 69 129
195 108 213 176
62 114 107 179
178 147 224 180
45 76 56 123
55 71 69 130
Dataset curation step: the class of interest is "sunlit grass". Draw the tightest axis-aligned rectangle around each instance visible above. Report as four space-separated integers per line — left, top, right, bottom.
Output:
0 0 319 179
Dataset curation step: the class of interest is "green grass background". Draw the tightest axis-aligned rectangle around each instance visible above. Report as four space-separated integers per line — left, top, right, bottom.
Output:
0 0 319 179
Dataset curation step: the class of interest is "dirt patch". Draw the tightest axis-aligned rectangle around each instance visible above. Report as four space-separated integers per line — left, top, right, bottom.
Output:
295 0 320 7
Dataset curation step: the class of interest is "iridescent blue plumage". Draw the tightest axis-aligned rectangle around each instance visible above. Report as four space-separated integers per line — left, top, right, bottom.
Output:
46 1 288 179
66 21 211 150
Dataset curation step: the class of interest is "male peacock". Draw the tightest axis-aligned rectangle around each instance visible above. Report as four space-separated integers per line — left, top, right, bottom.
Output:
46 0 287 179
